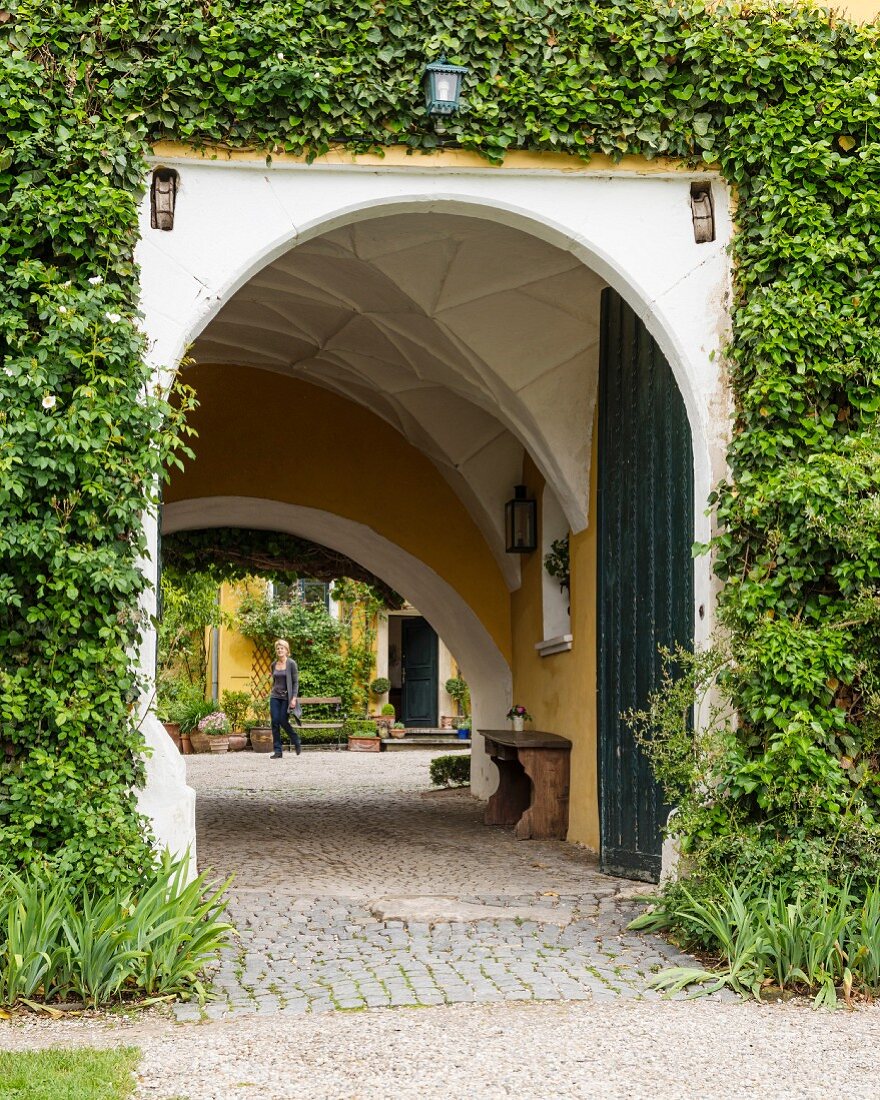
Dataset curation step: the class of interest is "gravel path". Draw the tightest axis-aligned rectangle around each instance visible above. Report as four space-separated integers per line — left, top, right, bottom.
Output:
3 999 880 1098
3 750 880 1098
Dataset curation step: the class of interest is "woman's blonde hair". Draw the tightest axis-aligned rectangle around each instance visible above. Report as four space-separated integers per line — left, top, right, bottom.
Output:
275 638 290 654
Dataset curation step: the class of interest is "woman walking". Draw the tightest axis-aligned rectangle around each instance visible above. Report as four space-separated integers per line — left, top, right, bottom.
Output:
270 638 302 759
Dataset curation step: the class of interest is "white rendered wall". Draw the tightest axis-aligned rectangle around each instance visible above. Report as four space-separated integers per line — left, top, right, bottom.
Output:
136 154 733 858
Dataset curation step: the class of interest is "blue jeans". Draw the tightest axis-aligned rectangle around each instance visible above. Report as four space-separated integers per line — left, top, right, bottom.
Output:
270 696 301 754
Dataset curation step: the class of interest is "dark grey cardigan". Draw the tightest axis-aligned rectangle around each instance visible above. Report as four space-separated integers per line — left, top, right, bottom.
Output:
275 657 303 720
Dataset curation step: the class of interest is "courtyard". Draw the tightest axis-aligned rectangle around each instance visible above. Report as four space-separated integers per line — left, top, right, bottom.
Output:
3 750 880 1099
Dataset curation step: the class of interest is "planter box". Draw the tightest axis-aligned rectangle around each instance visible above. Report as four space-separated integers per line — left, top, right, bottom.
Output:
348 736 382 753
208 736 229 754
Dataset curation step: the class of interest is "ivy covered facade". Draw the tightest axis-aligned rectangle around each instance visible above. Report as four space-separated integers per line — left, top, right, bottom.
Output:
2 1 880 894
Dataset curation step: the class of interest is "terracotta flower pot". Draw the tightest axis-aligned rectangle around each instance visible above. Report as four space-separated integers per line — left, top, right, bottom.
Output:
180 734 193 755
163 721 182 754
208 736 229 754
389 727 407 739
189 731 211 754
249 727 274 754
227 733 247 752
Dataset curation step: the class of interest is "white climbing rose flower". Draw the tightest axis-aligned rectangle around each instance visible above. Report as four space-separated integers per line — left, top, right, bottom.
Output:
88 275 103 285
58 304 68 314
42 394 57 410
105 311 122 323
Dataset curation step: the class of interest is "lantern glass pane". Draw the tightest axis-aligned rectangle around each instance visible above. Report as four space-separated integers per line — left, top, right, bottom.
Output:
435 74 455 102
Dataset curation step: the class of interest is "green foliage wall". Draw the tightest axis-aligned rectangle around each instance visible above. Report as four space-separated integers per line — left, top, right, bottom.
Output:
2 0 879 886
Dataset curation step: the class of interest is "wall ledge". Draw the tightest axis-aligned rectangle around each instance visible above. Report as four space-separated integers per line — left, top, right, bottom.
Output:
535 634 573 657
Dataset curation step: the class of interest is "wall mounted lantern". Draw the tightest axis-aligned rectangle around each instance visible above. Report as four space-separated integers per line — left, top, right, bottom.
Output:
423 56 469 116
505 485 537 554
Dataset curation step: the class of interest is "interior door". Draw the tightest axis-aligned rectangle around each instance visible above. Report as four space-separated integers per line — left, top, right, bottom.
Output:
597 288 694 881
401 617 439 728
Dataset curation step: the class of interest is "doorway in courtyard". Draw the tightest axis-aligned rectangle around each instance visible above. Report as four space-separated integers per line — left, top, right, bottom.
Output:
156 203 704 882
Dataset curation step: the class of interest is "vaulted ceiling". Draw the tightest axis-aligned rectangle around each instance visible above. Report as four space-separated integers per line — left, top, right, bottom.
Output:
191 212 605 586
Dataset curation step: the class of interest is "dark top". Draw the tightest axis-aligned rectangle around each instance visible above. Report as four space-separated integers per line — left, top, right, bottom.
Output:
269 657 302 717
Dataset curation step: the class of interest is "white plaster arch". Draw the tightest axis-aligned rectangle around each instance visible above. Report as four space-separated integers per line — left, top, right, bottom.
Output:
138 159 731 637
136 156 733 859
162 496 510 797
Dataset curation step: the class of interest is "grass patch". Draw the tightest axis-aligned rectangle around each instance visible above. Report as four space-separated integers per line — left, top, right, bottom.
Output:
0 1048 139 1100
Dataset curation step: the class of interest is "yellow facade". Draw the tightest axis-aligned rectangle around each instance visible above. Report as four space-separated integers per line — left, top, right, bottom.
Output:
510 437 600 852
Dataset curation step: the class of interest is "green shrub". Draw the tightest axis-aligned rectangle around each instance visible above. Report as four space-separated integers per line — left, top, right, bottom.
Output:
380 703 395 716
429 755 470 788
370 677 391 696
220 690 252 733
343 718 380 738
0 855 232 1010
631 877 880 1008
177 698 216 736
299 726 344 745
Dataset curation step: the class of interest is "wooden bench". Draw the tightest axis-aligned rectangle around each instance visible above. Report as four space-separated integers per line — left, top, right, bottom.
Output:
479 729 572 840
295 696 346 749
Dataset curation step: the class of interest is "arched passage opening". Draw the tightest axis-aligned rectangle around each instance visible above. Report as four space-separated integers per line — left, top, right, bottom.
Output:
142 180 726 881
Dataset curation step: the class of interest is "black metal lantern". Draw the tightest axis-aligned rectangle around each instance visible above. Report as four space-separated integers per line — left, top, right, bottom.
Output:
505 485 537 554
423 56 468 116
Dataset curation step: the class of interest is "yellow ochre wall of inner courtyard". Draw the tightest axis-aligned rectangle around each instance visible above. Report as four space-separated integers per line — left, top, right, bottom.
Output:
509 434 601 854
166 364 512 662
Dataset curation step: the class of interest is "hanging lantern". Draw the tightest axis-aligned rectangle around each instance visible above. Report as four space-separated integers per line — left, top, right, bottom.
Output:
423 56 469 116
505 485 537 554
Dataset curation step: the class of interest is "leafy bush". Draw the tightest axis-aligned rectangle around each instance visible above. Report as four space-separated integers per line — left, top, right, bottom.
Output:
176 698 216 737
343 719 380 738
220 690 251 733
0 855 232 1010
370 677 391 696
631 877 880 1008
380 703 396 717
429 755 470 788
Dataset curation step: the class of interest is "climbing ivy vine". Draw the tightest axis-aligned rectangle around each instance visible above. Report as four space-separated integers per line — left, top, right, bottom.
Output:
1 0 879 891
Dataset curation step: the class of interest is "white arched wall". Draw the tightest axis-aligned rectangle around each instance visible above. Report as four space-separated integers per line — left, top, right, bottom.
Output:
138 153 731 616
163 496 510 797
135 151 733 861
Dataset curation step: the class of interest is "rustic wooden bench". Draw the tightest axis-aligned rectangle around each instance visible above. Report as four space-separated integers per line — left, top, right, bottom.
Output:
294 696 346 748
479 729 572 840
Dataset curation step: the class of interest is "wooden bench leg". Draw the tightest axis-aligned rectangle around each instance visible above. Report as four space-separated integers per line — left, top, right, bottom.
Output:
484 756 532 829
515 748 570 840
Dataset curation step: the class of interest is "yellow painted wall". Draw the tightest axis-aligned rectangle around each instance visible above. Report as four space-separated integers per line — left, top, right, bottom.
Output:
166 364 512 661
510 431 600 852
203 581 261 701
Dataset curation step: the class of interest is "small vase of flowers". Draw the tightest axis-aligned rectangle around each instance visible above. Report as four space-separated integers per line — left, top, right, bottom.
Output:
506 705 532 733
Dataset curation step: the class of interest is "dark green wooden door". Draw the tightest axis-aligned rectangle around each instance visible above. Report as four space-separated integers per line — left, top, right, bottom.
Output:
597 288 694 882
402 617 439 728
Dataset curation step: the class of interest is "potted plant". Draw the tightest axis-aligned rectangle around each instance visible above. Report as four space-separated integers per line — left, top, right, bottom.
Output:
444 676 471 723
345 718 382 753
179 698 216 754
370 676 391 698
221 689 251 752
374 702 396 732
506 705 532 733
456 717 471 740
198 710 231 754
247 698 274 753
390 721 407 739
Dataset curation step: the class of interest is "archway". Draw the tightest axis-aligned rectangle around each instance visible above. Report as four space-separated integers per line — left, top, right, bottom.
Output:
138 157 731 877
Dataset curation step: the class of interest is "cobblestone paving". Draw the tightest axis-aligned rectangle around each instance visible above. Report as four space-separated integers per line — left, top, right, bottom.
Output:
177 750 702 1020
